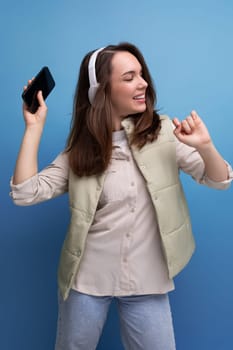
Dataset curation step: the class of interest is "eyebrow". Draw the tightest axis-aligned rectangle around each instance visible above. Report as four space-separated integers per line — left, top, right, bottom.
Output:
122 70 142 77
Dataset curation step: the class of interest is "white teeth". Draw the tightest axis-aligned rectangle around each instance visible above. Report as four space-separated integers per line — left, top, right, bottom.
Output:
133 95 145 100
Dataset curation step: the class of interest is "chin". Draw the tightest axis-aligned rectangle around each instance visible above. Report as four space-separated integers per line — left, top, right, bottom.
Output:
135 106 146 113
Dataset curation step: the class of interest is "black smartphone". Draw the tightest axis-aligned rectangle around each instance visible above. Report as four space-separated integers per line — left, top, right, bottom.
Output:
22 66 55 113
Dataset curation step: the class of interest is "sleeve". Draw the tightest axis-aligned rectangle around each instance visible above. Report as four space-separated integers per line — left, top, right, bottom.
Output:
175 137 233 190
10 152 69 206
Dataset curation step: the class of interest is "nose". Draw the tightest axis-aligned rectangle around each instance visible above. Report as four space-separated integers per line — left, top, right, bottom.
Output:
138 76 148 88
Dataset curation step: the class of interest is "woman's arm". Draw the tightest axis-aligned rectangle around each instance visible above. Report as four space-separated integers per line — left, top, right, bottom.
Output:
173 110 229 182
13 84 48 185
10 152 69 206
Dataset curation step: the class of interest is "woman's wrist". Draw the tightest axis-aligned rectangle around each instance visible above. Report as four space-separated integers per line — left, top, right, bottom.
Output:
24 124 44 138
195 140 214 154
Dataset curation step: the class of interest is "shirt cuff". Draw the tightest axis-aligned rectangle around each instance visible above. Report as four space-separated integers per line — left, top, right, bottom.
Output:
9 175 38 204
201 162 233 189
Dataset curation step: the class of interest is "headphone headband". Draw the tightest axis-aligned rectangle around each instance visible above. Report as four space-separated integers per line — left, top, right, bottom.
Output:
88 47 105 104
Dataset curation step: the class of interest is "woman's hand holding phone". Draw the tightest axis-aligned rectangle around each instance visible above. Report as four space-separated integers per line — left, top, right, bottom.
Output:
23 79 48 131
13 67 55 185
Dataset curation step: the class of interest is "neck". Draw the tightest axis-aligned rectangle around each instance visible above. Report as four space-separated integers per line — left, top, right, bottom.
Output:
112 115 126 131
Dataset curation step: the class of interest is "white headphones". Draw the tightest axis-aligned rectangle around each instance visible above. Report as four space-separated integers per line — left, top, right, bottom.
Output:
88 47 105 105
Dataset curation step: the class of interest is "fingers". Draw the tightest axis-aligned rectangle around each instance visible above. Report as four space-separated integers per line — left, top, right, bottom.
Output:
181 118 193 134
22 77 47 113
37 90 46 108
172 117 180 128
190 110 199 120
172 118 181 137
23 77 35 91
174 110 201 135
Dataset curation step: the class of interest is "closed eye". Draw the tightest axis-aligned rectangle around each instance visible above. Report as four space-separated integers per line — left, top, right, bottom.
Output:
122 70 143 82
123 73 134 81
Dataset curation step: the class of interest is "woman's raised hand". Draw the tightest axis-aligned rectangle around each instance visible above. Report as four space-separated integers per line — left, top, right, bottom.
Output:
23 79 48 129
172 110 212 151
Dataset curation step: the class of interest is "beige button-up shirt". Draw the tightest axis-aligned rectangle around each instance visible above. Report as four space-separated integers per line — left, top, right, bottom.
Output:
73 130 174 296
10 130 233 296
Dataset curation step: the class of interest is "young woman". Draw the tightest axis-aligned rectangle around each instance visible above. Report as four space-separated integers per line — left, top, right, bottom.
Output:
11 43 232 350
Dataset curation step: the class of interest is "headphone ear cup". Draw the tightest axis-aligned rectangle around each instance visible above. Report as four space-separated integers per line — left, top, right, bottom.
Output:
88 47 105 105
88 84 99 105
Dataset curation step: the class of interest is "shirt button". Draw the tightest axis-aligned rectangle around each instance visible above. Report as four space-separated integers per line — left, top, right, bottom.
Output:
131 182 135 186
76 249 82 257
126 233 131 238
131 207 135 213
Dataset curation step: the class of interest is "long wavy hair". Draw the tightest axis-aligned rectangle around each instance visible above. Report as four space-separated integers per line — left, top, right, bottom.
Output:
66 42 161 177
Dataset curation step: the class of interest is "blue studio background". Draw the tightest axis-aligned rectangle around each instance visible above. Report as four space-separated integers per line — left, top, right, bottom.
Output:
0 0 232 349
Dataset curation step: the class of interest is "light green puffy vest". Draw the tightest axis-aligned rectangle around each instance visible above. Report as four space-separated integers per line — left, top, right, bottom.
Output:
58 115 195 300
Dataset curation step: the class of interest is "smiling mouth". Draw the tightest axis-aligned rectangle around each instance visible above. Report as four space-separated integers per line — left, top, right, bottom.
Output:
133 94 145 100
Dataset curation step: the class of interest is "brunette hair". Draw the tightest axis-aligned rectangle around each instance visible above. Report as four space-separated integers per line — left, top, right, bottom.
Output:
66 42 161 177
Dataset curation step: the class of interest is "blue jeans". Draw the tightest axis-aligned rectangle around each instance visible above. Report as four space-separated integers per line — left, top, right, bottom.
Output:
55 289 176 350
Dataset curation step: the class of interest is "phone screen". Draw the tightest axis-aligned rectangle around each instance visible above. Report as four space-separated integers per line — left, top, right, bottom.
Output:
22 66 55 113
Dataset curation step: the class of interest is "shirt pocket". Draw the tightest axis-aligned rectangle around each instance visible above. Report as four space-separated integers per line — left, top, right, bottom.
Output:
98 159 130 206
